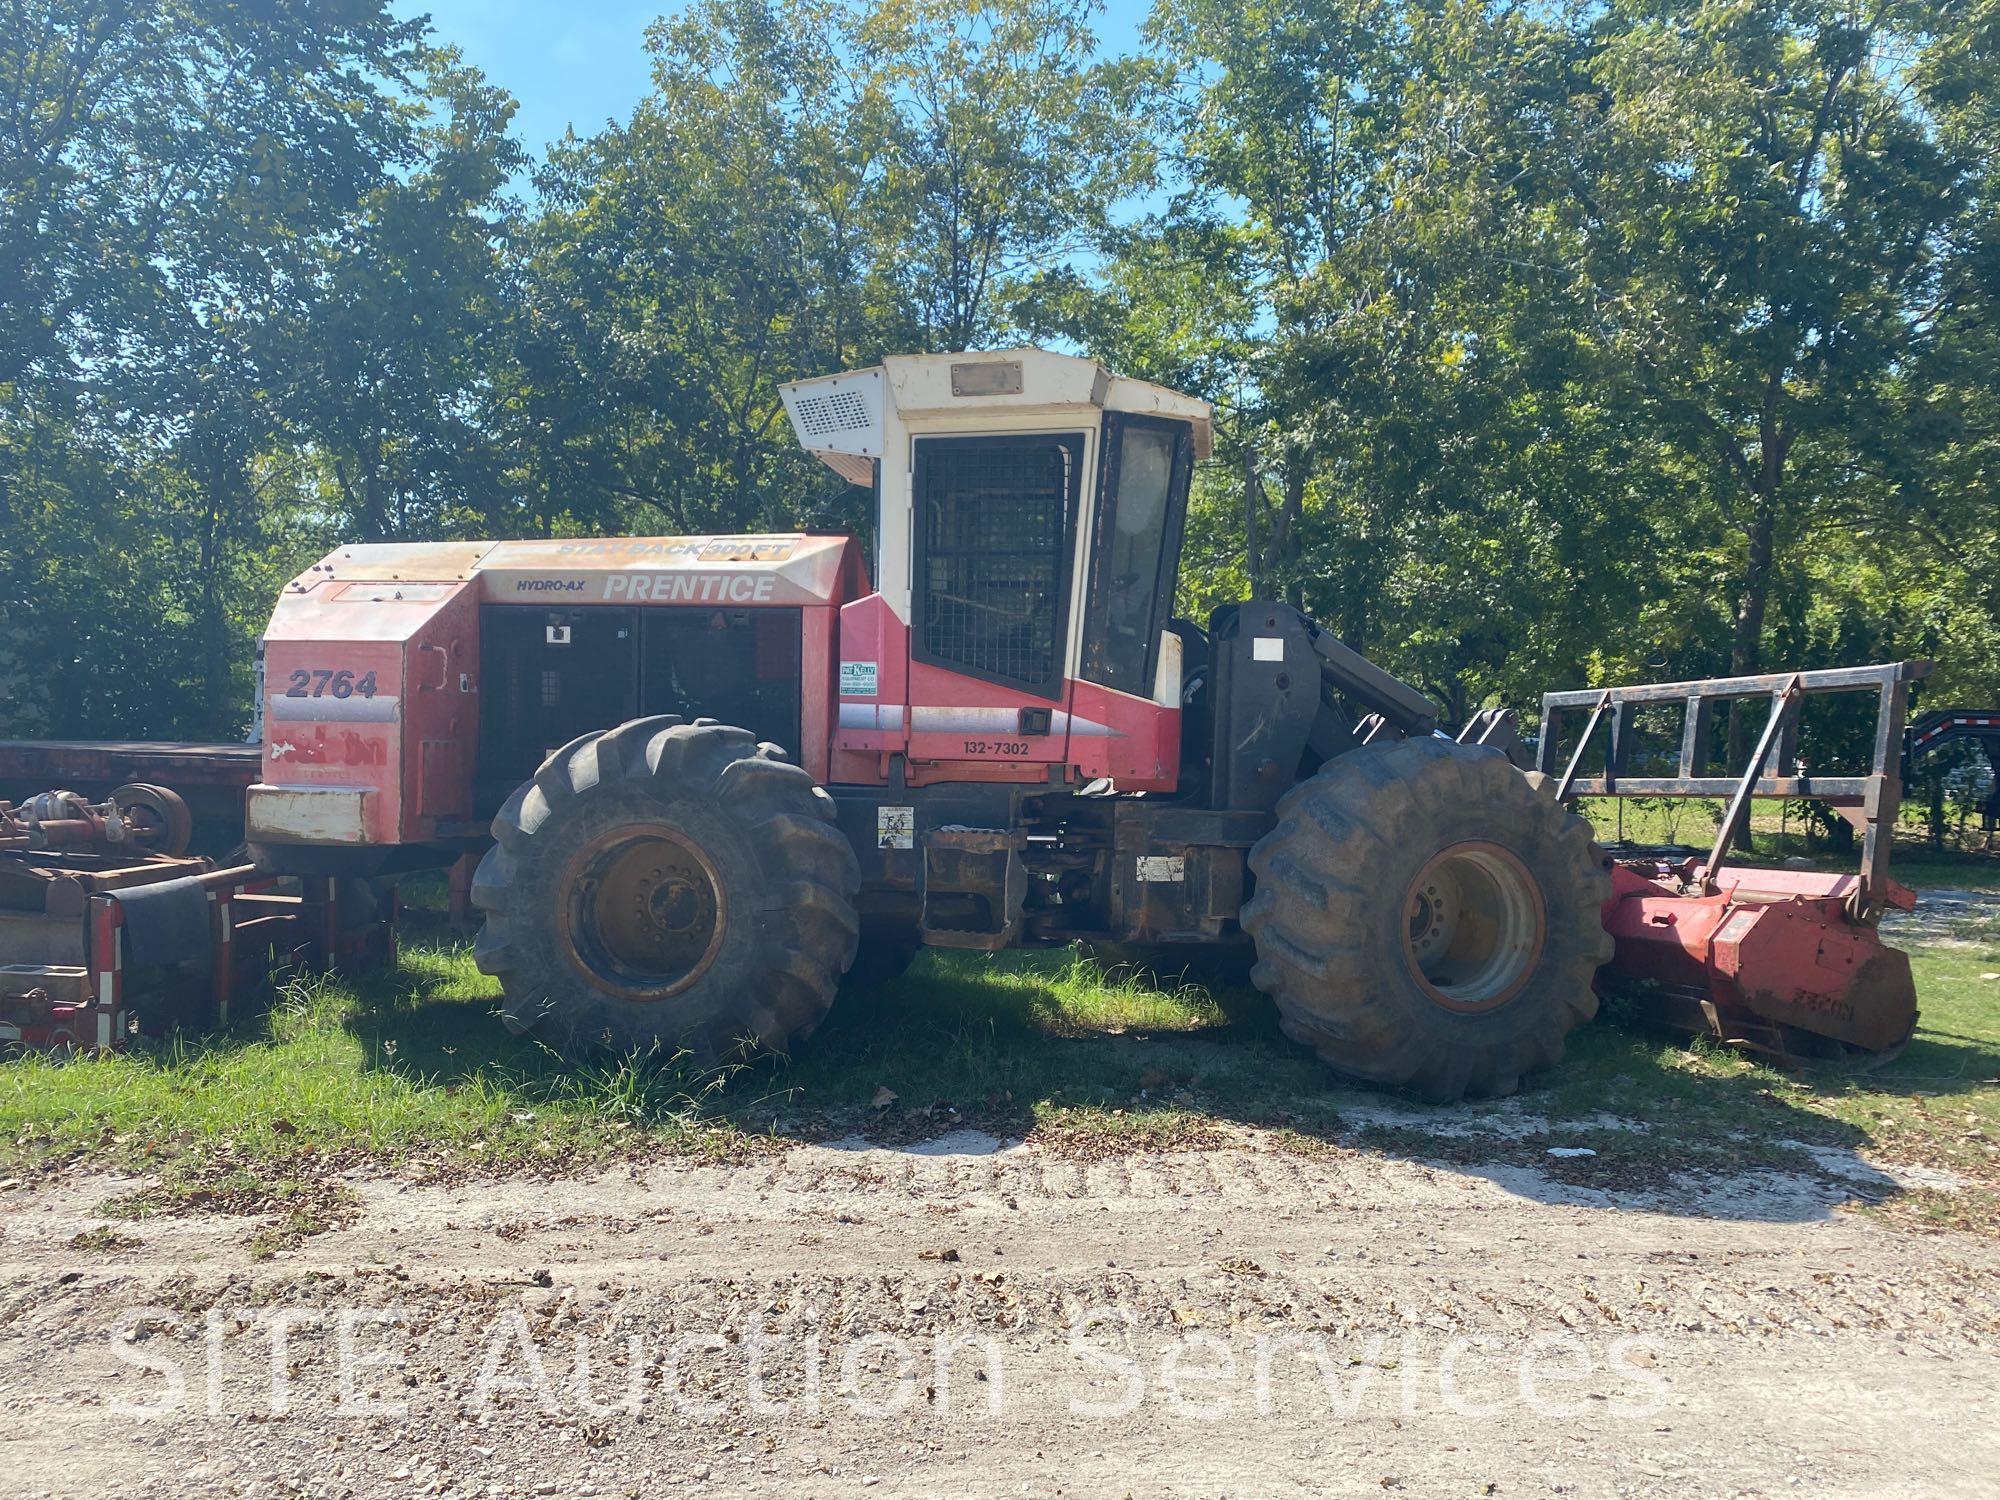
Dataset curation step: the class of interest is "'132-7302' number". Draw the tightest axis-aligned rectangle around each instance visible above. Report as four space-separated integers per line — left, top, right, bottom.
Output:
284 668 378 699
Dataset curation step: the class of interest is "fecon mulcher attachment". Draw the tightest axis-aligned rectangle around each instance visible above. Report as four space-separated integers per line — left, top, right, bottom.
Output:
241 347 1923 1098
1540 663 1927 1058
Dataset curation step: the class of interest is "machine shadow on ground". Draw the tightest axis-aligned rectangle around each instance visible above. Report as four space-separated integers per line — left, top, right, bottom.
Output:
305 939 1963 1226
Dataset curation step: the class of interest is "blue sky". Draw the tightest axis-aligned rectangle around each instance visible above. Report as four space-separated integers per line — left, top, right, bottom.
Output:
400 0 1155 163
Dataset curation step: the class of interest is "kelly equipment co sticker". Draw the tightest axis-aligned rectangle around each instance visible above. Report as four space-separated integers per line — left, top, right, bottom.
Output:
841 660 879 698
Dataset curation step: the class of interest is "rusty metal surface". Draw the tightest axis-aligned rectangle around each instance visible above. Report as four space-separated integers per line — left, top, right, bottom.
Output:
1553 662 1935 1060
0 740 258 785
1540 661 1932 709
1600 862 1919 1056
0 742 259 838
1539 659 1929 919
0 863 394 1054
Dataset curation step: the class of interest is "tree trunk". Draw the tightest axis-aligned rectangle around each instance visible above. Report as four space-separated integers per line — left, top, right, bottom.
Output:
1728 503 1777 681
1724 498 1777 851
1241 442 1263 597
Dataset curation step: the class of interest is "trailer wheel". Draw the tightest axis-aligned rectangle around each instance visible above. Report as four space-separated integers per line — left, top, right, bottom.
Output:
471 717 860 1063
1243 736 1612 1102
110 782 193 857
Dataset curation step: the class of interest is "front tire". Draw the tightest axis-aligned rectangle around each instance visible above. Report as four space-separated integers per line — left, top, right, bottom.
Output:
1242 737 1612 1101
471 717 859 1062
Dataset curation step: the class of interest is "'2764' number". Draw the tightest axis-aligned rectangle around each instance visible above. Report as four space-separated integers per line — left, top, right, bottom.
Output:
284 668 378 699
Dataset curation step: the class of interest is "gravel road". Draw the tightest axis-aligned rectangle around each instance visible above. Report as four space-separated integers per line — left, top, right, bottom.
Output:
2 1128 1995 1499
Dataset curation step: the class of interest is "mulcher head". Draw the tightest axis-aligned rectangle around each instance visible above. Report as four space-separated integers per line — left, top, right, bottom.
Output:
1599 860 1917 1058
1537 661 1931 1062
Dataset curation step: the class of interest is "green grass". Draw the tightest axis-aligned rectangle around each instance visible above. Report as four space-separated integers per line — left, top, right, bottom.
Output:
3 872 1997 1233
0 952 743 1179
1576 797 2000 893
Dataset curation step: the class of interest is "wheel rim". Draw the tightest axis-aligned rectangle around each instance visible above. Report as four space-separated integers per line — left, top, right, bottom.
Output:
1401 841 1546 1013
559 825 725 999
110 782 192 856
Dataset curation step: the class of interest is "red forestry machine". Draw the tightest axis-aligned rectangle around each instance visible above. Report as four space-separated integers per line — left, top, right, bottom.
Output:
209 349 1924 1098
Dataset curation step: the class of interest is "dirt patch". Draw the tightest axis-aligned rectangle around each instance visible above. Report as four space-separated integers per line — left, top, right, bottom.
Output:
3 1129 1997 1497
1882 886 2000 945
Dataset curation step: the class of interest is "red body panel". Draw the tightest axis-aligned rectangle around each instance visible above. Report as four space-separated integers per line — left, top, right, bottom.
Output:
1602 863 1918 1051
254 533 1185 841
1069 680 1178 790
255 536 864 844
905 657 1072 779
260 577 480 844
832 593 912 784
830 592 1179 791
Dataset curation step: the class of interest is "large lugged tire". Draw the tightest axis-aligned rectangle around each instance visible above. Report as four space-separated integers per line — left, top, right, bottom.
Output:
1243 737 1612 1102
471 716 860 1062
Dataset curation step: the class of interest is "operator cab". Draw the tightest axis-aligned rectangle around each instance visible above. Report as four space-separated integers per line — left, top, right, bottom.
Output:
780 349 1212 793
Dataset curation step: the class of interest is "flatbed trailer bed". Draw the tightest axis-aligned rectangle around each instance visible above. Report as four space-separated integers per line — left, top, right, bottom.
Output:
0 741 260 844
0 740 399 1051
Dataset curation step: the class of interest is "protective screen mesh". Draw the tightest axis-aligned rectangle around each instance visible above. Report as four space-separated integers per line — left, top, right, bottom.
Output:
919 438 1075 688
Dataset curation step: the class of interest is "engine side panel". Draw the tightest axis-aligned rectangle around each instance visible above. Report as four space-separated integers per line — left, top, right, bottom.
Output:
254 576 480 847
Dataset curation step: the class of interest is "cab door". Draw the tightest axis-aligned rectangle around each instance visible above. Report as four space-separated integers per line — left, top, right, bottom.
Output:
903 431 1085 778
1070 413 1195 789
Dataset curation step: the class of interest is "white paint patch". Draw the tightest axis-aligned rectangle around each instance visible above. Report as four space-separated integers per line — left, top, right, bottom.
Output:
245 784 371 844
909 706 1121 738
266 694 398 723
838 703 901 730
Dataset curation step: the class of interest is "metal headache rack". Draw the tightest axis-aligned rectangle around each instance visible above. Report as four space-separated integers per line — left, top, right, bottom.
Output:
1537 660 1929 918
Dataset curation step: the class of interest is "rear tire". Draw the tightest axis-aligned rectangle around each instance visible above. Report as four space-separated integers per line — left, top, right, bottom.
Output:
1243 737 1612 1101
471 716 859 1062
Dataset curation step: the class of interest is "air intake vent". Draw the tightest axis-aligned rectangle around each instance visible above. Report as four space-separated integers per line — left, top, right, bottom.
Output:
794 390 872 438
780 368 884 476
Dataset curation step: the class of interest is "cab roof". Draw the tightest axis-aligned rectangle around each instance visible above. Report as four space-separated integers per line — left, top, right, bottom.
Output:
779 347 1214 484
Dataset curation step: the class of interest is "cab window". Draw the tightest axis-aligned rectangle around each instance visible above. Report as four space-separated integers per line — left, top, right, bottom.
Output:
1081 416 1192 696
912 433 1081 698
